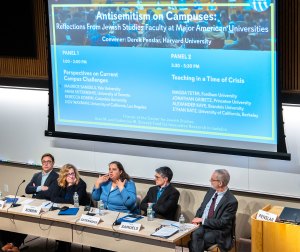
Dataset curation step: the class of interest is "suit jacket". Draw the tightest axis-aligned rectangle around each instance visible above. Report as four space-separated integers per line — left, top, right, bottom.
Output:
140 184 180 220
50 178 89 206
195 188 238 251
25 170 58 200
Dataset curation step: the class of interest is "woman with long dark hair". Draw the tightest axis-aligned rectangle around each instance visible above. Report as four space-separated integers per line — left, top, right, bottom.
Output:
92 161 137 213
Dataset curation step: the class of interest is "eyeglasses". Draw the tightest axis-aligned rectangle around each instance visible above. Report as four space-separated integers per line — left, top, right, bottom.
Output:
154 175 163 179
42 160 52 164
67 172 75 177
209 179 219 182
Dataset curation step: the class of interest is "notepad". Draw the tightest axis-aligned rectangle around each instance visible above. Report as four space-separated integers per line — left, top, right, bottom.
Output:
117 214 144 223
279 207 300 224
151 226 179 238
58 207 79 215
5 197 18 204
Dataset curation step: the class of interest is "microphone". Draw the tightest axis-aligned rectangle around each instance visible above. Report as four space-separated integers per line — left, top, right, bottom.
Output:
113 212 121 226
11 179 26 208
84 191 93 212
85 193 96 216
49 201 60 211
113 196 130 226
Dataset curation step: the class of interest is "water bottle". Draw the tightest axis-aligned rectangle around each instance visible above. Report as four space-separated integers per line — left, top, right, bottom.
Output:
73 192 79 208
98 199 104 216
179 214 185 231
147 203 154 221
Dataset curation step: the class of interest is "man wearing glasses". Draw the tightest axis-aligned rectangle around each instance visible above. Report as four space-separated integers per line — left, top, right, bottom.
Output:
189 169 238 252
25 153 58 199
140 166 180 220
1 153 58 252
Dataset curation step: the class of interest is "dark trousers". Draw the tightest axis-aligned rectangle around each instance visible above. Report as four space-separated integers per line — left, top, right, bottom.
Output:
56 241 71 252
189 226 217 252
0 231 27 248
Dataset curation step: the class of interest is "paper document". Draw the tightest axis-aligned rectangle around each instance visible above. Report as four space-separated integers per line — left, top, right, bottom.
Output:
151 226 179 238
161 220 177 226
41 201 52 208
20 199 34 205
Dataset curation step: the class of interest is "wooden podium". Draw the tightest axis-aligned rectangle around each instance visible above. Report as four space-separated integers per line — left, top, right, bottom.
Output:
251 205 300 252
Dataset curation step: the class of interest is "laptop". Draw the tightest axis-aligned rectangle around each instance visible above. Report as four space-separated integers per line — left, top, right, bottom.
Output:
279 207 300 224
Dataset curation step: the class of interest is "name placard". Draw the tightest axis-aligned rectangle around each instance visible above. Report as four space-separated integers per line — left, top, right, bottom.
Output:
0 200 5 209
119 222 141 232
256 209 277 222
78 214 101 226
22 205 42 215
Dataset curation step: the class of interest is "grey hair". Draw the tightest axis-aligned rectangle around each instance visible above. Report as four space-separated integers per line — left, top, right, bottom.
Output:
215 169 230 186
155 166 173 182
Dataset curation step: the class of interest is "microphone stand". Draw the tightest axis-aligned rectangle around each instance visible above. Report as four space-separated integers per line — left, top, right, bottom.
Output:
11 179 26 208
85 191 94 215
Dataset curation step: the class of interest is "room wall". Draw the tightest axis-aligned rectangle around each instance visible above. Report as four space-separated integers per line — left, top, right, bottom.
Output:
1 88 300 199
1 163 300 240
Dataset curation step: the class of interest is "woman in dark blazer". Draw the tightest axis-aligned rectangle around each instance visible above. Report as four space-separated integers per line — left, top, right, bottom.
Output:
51 163 89 252
51 163 88 206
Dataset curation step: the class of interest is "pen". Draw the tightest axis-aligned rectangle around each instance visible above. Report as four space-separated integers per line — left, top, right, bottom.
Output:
44 202 51 207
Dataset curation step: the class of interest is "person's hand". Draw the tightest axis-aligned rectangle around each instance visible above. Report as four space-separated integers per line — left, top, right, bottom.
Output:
116 179 127 192
68 177 77 187
192 217 202 225
95 174 109 188
41 186 48 191
33 183 36 187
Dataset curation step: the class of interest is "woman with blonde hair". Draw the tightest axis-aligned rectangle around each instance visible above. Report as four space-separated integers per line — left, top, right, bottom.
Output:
51 163 88 206
51 164 88 251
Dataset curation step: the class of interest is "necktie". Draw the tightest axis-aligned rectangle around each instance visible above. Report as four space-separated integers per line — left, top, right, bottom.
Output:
208 193 218 218
157 187 164 201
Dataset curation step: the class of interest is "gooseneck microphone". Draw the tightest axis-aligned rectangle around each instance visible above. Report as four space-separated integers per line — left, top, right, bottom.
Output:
113 196 130 226
85 195 96 216
11 179 26 208
85 191 93 213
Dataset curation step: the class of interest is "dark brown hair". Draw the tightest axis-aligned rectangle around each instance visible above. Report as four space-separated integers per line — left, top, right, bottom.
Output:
41 153 55 163
109 161 130 181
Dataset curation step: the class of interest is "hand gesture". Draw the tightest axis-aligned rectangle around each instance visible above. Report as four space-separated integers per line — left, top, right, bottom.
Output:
68 177 77 187
95 174 109 188
116 179 127 192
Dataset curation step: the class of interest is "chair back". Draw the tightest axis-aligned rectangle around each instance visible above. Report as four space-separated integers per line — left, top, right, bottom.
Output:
206 216 237 252
174 204 181 221
135 194 142 214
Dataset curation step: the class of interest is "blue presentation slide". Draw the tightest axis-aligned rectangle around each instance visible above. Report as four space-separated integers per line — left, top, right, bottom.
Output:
48 0 277 146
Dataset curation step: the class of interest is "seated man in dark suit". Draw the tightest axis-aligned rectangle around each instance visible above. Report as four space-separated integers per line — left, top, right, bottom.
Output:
25 153 58 199
189 169 238 252
140 166 180 220
1 153 58 252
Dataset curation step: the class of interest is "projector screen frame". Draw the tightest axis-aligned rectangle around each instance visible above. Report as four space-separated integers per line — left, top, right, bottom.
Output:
44 0 290 161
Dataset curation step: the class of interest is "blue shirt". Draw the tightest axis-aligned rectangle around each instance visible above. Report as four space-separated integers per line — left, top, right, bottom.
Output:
36 170 52 192
202 189 227 224
156 184 169 202
92 180 137 213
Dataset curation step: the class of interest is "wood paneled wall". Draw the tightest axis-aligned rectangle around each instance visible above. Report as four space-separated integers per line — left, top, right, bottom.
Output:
278 0 300 94
0 0 299 94
0 0 48 79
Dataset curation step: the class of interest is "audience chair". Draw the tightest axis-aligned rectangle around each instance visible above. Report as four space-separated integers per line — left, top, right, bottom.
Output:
206 217 237 252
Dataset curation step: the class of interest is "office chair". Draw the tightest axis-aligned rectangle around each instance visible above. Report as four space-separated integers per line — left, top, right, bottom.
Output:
206 217 237 252
174 204 182 221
